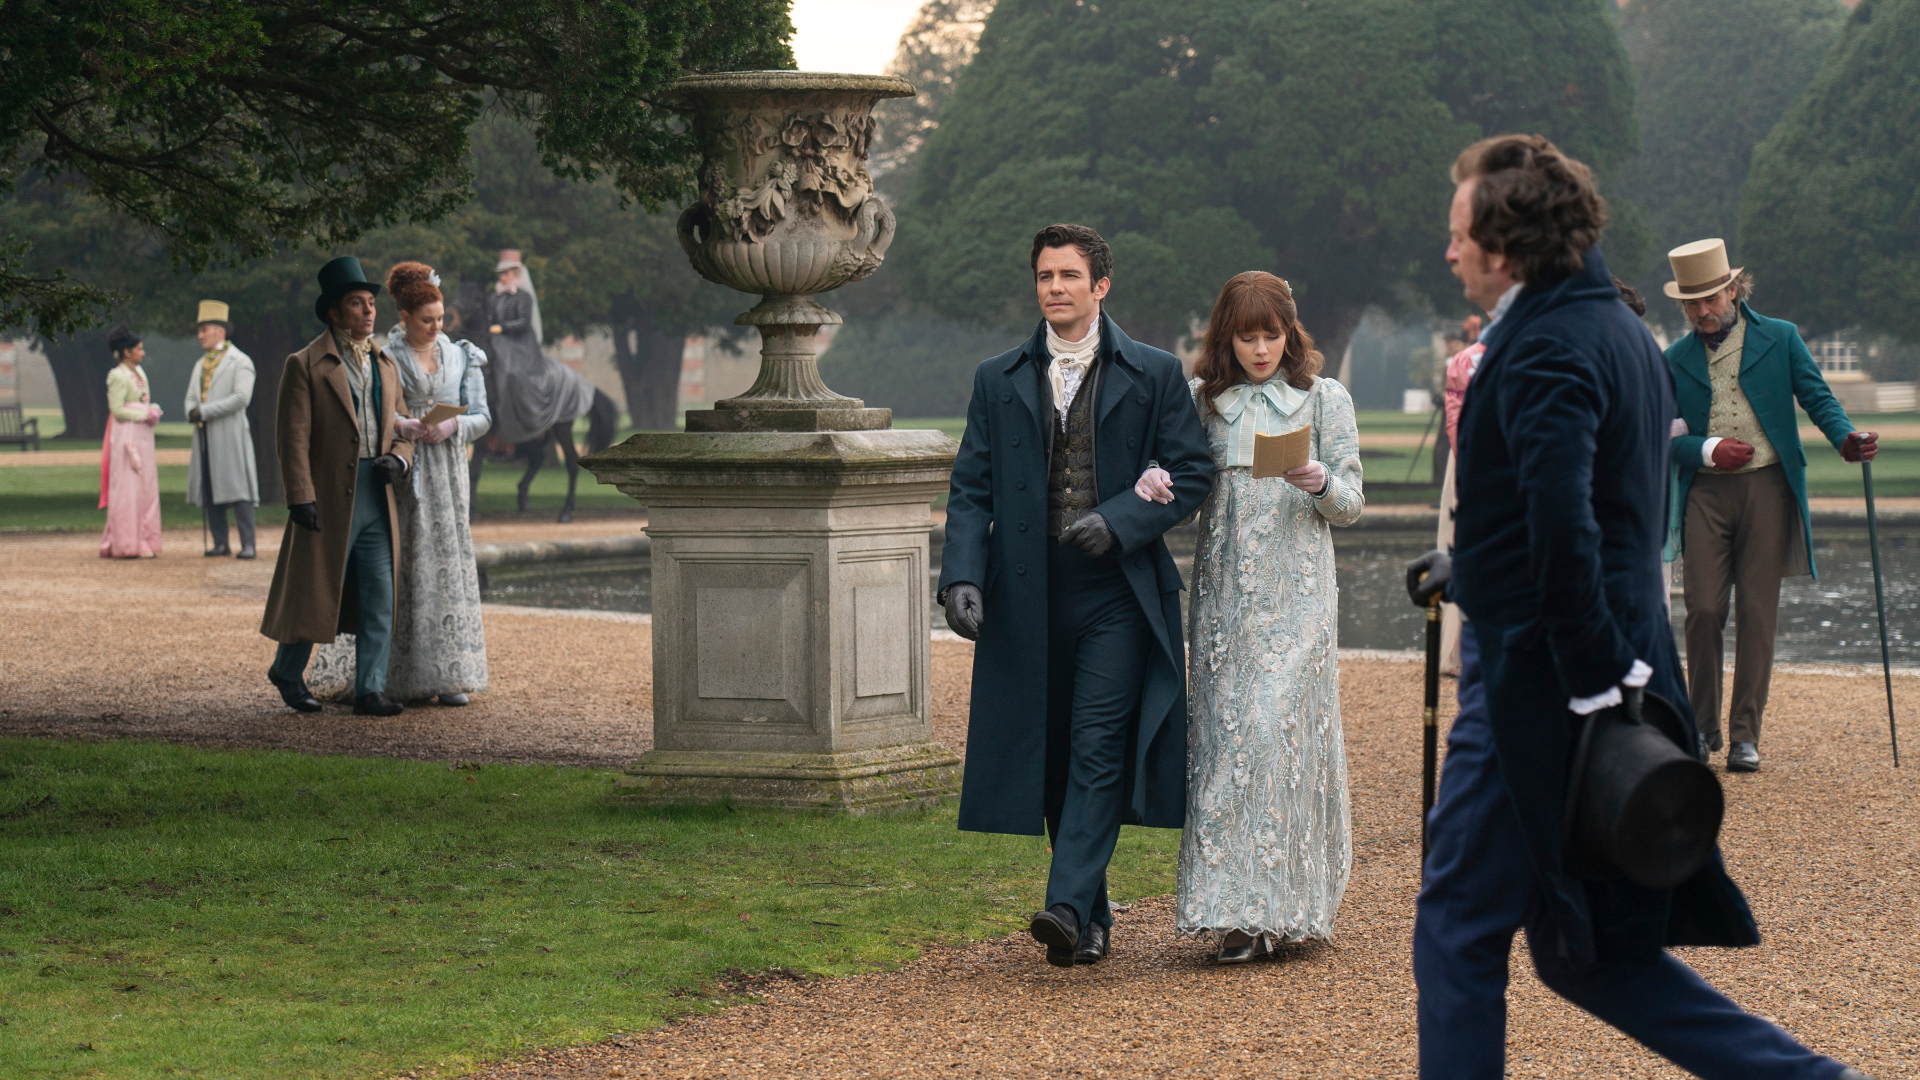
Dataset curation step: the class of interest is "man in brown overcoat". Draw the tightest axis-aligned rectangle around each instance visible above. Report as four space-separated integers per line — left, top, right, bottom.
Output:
262 256 415 716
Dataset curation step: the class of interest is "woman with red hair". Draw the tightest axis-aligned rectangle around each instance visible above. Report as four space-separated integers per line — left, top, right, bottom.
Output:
1137 271 1364 962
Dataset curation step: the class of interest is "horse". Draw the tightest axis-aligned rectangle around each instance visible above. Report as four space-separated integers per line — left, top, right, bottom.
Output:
468 387 618 523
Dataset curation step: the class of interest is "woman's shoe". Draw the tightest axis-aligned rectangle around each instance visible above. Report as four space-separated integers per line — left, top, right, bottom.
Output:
439 693 469 707
1216 930 1269 965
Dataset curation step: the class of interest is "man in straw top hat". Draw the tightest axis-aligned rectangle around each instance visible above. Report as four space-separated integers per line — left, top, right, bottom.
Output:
260 256 415 718
184 300 260 558
1663 238 1877 775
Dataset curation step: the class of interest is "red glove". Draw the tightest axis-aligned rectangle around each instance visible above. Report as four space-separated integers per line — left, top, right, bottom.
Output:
1842 431 1878 463
1710 438 1754 470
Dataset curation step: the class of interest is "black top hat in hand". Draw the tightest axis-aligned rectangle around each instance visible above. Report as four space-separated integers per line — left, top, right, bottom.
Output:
1564 688 1724 890
313 256 383 324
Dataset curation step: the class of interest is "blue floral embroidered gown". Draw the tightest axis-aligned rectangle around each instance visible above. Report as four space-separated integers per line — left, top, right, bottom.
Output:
1176 375 1363 944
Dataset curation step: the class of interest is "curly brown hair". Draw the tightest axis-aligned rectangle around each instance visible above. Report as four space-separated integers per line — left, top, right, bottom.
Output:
1451 135 1609 287
1029 223 1112 282
1192 272 1322 414
385 261 442 313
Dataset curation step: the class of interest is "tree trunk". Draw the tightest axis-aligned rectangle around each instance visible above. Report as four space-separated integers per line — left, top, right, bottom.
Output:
1309 305 1366 393
41 329 116 442
242 310 311 506
610 307 687 431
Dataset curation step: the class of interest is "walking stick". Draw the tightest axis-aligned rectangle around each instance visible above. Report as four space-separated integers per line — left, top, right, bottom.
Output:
1422 595 1441 857
1863 458 1901 767
198 422 213 554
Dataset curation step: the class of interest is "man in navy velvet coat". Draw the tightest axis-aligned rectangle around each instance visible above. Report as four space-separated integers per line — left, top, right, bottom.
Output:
937 224 1213 969
1409 136 1870 1080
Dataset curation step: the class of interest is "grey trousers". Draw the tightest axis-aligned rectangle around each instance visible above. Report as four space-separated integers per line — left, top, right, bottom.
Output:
208 501 256 552
1682 465 1795 746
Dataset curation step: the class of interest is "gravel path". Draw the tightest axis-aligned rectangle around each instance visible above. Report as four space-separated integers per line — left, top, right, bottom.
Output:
2 528 1914 1077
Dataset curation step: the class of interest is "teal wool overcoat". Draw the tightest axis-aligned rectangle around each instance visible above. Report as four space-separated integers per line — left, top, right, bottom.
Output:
1664 301 1855 579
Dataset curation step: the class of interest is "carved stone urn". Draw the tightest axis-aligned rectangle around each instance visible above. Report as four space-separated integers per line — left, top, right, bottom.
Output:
581 71 962 813
674 71 911 433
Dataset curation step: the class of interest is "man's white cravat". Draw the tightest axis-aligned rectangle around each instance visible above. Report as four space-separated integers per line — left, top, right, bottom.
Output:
1046 318 1101 427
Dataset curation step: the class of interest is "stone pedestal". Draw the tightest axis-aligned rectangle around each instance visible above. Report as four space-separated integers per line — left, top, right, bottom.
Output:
581 430 961 812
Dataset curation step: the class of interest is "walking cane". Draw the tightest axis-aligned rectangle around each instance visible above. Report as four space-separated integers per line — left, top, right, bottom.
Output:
1422 595 1441 857
198 422 213 554
1863 458 1901 767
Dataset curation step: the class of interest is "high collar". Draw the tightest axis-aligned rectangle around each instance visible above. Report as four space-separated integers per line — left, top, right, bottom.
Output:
1477 247 1620 360
1016 309 1138 373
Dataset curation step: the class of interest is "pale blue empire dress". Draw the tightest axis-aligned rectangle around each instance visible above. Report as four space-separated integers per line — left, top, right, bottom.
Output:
1176 375 1363 944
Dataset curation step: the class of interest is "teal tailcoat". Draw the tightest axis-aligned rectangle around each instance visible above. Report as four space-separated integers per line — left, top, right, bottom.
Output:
1663 301 1855 579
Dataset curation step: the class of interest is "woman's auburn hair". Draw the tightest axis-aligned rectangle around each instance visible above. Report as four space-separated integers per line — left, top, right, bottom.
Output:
1192 271 1322 414
385 261 442 313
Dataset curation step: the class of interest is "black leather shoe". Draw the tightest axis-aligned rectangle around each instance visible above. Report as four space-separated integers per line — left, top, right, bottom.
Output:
1727 742 1760 773
353 692 404 717
1029 903 1079 969
268 671 322 713
237 546 256 560
204 546 232 557
1074 921 1109 965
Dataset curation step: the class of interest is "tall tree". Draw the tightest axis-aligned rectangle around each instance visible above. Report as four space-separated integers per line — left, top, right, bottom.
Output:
894 0 1462 364
1429 0 1648 294
892 0 1641 371
1620 0 1847 322
1 0 790 457
0 0 792 336
1739 0 1920 342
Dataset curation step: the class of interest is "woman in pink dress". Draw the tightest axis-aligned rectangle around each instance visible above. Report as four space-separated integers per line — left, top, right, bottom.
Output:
100 328 164 558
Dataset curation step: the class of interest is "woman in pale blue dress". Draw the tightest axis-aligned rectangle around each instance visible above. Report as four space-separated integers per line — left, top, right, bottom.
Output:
1136 271 1362 962
310 262 491 704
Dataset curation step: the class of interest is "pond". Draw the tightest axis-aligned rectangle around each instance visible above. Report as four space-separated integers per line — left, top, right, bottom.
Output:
480 528 1920 669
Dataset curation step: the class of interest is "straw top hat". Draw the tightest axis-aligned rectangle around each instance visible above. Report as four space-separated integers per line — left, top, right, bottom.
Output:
495 249 524 273
196 299 230 326
1664 239 1745 301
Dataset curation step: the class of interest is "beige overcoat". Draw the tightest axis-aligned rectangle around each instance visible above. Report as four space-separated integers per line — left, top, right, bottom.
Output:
261 331 415 644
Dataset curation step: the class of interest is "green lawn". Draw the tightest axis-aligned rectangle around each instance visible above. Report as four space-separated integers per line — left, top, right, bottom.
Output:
0 739 1178 1080
0 461 639 534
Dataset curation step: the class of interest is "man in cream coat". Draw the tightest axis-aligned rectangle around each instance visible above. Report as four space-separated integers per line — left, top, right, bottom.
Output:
185 299 261 558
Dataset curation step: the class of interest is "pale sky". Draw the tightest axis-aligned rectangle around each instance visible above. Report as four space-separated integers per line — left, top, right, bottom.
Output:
790 0 927 74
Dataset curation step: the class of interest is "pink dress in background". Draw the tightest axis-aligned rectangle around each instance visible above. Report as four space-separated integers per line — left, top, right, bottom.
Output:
100 366 162 558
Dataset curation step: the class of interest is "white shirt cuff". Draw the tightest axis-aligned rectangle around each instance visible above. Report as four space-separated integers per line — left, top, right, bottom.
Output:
1568 659 1653 715
1700 436 1722 468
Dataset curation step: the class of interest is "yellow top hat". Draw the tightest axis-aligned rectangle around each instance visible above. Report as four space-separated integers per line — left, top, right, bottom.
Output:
196 299 230 325
1663 239 1745 301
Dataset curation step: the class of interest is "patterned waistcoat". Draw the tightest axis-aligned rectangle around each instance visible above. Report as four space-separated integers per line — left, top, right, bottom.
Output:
1047 368 1100 538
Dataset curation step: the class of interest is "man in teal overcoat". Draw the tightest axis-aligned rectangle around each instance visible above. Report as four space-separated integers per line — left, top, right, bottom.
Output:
1663 239 1877 774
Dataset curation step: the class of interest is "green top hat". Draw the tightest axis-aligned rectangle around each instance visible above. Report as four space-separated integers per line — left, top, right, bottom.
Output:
313 256 383 324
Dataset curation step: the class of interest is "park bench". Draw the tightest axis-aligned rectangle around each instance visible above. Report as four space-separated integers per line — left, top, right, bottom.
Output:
0 402 40 450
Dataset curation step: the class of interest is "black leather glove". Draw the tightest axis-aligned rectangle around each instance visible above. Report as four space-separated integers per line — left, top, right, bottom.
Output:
1406 549 1451 606
942 582 983 642
188 406 203 424
371 453 407 485
1060 512 1117 558
288 502 321 533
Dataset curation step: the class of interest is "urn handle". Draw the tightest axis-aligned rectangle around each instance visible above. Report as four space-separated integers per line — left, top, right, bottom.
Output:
676 203 709 261
859 197 897 261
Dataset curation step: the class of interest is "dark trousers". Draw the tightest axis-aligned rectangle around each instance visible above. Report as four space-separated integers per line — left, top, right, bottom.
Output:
207 501 256 552
1683 465 1796 745
270 460 394 699
1412 626 1844 1079
1042 541 1152 932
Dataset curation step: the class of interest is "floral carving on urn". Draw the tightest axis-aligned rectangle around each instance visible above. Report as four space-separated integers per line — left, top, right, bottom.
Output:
676 72 912 299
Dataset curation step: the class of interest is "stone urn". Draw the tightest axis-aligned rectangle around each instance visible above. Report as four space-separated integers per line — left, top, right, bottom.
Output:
582 71 962 813
673 71 912 433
